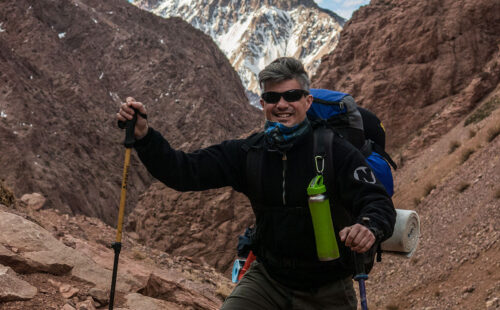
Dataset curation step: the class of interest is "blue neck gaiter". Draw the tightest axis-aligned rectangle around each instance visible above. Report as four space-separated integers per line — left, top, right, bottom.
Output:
264 118 311 149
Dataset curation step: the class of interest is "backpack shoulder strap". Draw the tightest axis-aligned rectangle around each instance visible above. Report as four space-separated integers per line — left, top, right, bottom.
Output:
359 139 374 158
243 132 266 202
313 127 352 229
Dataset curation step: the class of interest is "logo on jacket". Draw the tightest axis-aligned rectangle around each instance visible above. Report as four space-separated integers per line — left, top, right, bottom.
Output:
354 166 376 184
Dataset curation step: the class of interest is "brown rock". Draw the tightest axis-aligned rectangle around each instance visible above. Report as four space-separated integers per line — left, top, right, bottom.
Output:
0 211 141 292
0 264 38 301
75 298 96 310
88 287 109 306
48 278 62 288
20 192 46 210
59 283 79 299
139 273 220 310
0 229 70 275
124 292 184 310
486 298 499 310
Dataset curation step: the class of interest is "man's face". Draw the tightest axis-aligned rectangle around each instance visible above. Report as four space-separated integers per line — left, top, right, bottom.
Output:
260 79 313 127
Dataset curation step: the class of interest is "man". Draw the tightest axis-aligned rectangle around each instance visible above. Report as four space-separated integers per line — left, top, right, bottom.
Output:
117 57 396 309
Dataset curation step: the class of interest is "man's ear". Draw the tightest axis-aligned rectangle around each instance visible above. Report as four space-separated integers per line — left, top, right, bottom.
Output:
305 94 313 110
260 98 265 109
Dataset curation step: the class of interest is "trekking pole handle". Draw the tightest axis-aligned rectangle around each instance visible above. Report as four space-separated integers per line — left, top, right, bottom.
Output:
118 109 138 148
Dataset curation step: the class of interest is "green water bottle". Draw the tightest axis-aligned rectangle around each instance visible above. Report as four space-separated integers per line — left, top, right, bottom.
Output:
307 175 340 261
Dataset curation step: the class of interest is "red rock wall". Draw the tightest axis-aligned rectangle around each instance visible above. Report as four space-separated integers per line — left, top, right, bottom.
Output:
313 0 500 155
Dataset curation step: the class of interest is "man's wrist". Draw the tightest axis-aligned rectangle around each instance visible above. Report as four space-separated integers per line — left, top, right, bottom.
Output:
136 125 149 140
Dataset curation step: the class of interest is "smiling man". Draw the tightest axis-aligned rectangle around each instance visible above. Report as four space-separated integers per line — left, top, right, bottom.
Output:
260 79 312 126
117 57 395 309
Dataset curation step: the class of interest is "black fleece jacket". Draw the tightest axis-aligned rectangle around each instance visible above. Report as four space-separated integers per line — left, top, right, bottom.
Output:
135 127 396 290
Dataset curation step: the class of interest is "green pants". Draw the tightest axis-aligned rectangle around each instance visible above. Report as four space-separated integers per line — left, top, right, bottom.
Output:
221 262 357 310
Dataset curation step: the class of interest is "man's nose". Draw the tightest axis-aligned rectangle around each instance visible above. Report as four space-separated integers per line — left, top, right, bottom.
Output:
275 97 289 108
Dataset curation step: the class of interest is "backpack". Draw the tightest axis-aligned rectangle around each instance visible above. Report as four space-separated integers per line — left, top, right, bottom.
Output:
308 89 397 196
307 89 365 149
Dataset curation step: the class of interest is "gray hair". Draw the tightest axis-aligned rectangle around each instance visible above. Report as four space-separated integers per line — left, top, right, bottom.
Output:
258 57 310 92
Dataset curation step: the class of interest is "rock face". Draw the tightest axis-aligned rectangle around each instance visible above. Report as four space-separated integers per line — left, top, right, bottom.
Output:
0 205 231 309
132 0 344 104
0 210 139 291
0 0 261 225
313 0 500 156
126 182 255 274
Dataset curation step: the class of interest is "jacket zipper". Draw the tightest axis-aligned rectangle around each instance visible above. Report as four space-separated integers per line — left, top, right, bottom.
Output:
282 152 287 206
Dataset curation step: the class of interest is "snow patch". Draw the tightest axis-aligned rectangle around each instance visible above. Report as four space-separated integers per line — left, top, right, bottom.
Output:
109 92 121 103
0 111 7 118
0 23 5 33
58 32 66 39
137 0 342 103
99 72 104 80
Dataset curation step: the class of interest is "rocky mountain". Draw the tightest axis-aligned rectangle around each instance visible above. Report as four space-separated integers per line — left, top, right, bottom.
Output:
0 0 261 225
0 0 499 308
313 0 500 157
131 0 345 105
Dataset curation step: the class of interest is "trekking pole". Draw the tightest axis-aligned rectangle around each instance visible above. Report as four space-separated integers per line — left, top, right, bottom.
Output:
353 217 371 310
109 110 138 310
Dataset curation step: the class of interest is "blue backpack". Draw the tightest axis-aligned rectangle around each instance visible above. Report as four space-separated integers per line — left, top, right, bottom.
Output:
308 88 397 196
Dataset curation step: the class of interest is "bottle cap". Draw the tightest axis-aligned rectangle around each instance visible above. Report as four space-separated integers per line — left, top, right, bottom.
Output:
307 175 326 195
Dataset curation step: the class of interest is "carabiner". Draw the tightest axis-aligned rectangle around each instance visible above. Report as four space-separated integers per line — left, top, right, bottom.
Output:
314 155 325 174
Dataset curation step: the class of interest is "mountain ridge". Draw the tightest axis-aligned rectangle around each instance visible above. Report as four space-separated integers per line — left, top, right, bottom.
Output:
0 0 261 225
132 0 344 104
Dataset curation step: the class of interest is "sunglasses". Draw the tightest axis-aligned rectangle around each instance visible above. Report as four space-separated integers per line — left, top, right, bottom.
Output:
261 89 309 104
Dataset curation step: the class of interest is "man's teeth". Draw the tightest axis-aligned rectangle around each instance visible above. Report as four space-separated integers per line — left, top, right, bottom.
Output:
277 113 292 117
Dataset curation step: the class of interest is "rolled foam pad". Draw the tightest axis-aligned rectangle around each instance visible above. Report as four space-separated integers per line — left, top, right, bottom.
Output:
381 209 420 257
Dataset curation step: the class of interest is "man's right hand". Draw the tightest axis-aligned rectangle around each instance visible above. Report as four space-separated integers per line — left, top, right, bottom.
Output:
339 223 375 254
116 97 149 139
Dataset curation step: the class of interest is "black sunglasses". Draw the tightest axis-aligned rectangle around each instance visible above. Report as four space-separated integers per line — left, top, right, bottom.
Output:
261 89 309 104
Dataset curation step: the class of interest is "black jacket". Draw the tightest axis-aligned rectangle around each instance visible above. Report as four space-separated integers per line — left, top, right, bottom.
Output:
135 127 396 290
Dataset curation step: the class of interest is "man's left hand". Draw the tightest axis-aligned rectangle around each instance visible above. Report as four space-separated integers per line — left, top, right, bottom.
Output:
339 224 375 253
